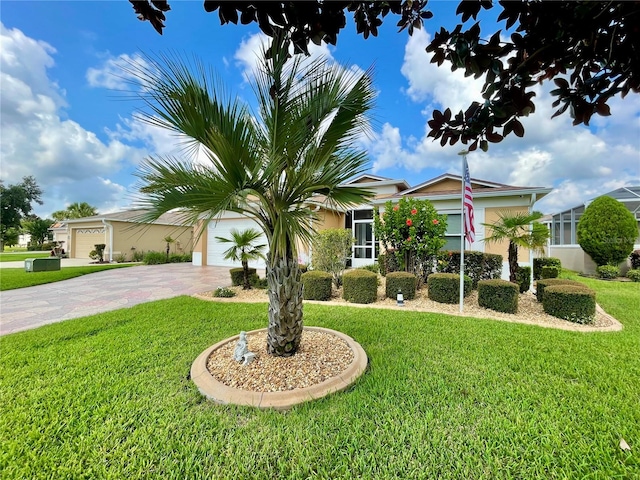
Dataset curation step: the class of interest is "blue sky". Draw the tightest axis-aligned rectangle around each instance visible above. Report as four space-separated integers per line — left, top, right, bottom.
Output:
1 1 639 219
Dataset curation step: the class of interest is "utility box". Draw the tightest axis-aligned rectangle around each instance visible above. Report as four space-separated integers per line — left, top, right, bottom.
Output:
25 258 61 272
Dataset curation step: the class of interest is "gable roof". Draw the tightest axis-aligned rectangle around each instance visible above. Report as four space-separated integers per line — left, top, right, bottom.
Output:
342 174 410 190
400 173 510 195
62 209 192 226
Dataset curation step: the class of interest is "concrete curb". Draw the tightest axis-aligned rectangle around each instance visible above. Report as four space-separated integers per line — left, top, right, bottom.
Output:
191 327 368 410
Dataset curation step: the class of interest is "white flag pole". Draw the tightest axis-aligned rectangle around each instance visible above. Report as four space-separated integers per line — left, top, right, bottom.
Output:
458 150 468 313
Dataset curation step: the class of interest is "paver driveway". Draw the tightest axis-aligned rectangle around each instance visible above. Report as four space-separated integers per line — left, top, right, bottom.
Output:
0 264 233 336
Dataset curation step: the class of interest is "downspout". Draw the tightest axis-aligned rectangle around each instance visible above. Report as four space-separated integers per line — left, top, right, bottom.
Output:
529 193 537 291
102 219 113 263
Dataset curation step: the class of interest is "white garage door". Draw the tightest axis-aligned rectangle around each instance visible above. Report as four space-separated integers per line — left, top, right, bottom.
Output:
207 218 267 268
74 228 106 258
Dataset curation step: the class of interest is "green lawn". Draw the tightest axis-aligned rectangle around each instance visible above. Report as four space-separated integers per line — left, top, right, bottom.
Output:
0 252 51 262
0 278 638 479
0 264 137 291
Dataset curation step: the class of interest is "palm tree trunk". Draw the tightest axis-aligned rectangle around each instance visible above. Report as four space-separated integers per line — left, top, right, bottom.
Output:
508 241 518 283
266 255 303 356
242 259 251 290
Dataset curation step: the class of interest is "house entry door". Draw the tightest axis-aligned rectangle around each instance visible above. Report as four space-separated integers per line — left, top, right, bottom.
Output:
351 209 376 267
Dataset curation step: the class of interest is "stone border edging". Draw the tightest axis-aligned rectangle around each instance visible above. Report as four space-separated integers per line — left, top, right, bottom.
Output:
190 327 368 411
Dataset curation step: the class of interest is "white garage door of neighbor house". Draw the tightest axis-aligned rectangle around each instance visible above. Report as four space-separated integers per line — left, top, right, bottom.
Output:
207 219 267 268
74 228 106 259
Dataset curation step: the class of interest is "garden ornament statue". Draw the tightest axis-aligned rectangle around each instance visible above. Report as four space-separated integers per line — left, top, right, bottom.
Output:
233 331 256 366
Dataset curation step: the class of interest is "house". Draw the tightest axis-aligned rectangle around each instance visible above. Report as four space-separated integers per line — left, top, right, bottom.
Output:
53 209 194 261
544 186 640 274
193 173 552 279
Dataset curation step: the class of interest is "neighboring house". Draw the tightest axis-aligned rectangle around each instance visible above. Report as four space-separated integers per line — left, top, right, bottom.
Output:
193 173 551 279
17 233 31 248
53 209 194 261
543 186 640 274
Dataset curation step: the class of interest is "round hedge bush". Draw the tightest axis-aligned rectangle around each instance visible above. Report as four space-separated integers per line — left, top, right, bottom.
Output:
533 257 561 280
540 266 560 279
385 272 417 300
477 279 519 314
301 271 333 301
427 273 472 304
343 269 378 304
542 285 596 324
627 269 640 282
536 278 586 302
230 267 257 286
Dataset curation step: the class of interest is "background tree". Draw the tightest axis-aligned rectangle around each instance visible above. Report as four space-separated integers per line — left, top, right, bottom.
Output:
374 197 447 285
2 227 20 249
577 196 638 267
482 211 549 284
51 202 98 221
130 1 639 147
215 228 266 290
310 228 353 289
21 216 54 249
129 32 375 356
0 176 43 251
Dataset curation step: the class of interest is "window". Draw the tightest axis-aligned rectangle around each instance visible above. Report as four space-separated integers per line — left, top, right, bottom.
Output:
443 213 462 251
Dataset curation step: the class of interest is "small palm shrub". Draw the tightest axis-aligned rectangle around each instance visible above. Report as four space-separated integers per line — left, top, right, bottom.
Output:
626 269 640 282
536 278 586 302
427 273 472 304
143 251 166 265
541 266 560 279
597 264 619 279
533 257 561 280
343 269 378 304
477 279 519 314
301 271 333 300
543 285 596 324
230 267 257 286
212 287 236 298
385 272 417 300
516 265 532 293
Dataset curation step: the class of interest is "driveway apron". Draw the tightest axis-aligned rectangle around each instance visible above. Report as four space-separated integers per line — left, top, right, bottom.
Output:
0 264 232 336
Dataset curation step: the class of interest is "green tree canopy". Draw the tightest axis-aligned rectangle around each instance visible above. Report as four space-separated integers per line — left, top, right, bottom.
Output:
130 1 639 148
0 176 43 250
21 217 54 249
51 202 98 221
577 196 638 267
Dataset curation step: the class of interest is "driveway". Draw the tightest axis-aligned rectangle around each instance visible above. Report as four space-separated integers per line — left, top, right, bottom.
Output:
0 264 234 336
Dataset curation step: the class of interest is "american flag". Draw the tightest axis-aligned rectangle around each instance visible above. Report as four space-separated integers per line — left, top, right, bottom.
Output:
463 157 475 244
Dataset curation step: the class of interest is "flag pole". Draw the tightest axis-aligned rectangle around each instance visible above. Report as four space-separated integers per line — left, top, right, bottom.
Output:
458 150 468 313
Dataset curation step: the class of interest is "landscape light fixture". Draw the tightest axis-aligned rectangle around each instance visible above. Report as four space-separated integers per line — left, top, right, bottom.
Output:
397 289 404 307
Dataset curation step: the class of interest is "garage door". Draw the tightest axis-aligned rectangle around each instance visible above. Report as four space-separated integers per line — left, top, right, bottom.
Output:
74 228 106 259
207 218 267 268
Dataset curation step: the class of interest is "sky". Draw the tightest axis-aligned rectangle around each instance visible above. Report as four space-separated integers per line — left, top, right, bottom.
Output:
1 1 639 219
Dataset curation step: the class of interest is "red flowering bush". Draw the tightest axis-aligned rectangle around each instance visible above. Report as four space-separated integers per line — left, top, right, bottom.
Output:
406 219 413 226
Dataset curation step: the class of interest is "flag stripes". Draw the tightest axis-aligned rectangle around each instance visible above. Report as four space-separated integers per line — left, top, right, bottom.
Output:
463 158 475 244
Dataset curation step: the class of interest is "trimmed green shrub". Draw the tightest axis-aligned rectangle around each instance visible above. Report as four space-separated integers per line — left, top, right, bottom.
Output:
477 279 519 314
577 195 638 266
536 278 587 302
343 269 378 304
533 257 562 280
630 250 640 270
427 273 472 304
543 285 596 324
626 269 640 282
230 267 257 286
378 253 387 276
212 287 236 298
385 272 417 300
597 264 619 279
516 265 532 293
168 252 192 263
541 266 560 279
249 273 267 289
301 271 332 301
436 250 503 288
359 264 379 274
143 251 167 265
131 250 144 262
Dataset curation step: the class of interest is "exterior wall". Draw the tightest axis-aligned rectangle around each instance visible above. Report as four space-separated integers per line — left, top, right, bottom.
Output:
110 221 193 261
316 210 344 231
546 244 637 275
192 220 208 267
68 222 107 259
412 178 461 194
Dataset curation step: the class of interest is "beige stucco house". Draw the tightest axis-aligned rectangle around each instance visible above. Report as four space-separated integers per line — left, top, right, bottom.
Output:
53 209 194 261
193 173 551 279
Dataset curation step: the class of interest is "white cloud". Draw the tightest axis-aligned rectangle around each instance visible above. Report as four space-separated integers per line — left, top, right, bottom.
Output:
86 52 150 90
0 23 141 217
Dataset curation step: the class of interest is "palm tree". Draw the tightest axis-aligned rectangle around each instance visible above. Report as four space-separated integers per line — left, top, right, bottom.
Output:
482 211 550 283
216 228 266 290
52 202 98 221
127 32 375 356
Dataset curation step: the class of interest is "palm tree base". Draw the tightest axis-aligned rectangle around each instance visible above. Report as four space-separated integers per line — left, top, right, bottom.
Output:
266 257 303 356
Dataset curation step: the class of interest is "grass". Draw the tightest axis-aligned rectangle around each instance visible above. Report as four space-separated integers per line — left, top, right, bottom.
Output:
0 277 638 479
0 252 51 262
0 264 137 291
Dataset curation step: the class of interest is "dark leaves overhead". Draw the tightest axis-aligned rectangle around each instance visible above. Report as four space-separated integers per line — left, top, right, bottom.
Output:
130 0 640 148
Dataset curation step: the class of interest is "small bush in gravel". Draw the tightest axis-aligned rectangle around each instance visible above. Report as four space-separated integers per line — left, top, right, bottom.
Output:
427 273 471 304
212 287 236 298
302 271 332 301
536 278 587 302
516 265 532 293
626 269 640 282
541 266 560 279
385 272 417 300
478 279 519 314
230 267 257 286
597 264 619 280
543 285 596 324
533 257 561 280
343 269 378 304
